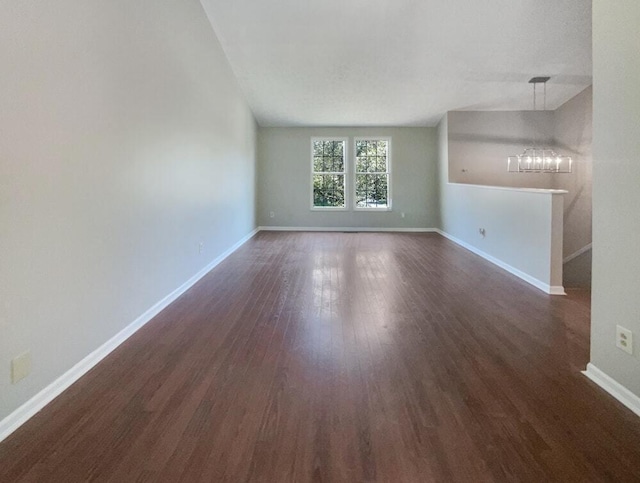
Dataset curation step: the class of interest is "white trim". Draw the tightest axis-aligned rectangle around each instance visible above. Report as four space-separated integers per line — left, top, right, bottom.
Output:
353 136 392 211
352 206 393 212
309 207 349 212
582 363 640 417
0 228 259 444
447 182 568 195
311 137 348 210
435 229 565 295
258 226 437 233
564 243 592 264
547 286 567 296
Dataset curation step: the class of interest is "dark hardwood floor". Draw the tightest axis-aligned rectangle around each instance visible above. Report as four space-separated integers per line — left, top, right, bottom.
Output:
1 232 640 482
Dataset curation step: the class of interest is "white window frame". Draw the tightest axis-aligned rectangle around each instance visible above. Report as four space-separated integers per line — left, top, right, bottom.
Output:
310 137 348 211
353 137 392 211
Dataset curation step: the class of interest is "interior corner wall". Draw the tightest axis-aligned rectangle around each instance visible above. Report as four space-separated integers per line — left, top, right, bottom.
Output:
590 0 640 397
257 127 439 229
552 86 593 287
0 0 257 422
552 87 593 255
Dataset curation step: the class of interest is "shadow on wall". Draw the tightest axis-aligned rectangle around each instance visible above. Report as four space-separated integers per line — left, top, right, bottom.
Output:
564 249 592 289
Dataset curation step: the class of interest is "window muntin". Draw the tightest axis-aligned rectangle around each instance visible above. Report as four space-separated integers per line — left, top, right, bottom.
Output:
312 138 347 209
355 138 391 209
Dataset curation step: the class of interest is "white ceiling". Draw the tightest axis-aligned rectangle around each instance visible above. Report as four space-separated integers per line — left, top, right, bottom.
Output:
199 0 592 127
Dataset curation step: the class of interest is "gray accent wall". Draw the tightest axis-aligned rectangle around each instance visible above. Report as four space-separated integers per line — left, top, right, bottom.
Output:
591 0 640 397
0 1 257 421
257 127 439 229
448 110 556 189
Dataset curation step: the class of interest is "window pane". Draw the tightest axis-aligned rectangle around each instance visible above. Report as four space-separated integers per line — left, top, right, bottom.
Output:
371 174 388 207
313 140 345 174
355 174 373 207
313 174 345 207
356 156 368 173
356 141 387 173
313 141 323 157
356 174 388 208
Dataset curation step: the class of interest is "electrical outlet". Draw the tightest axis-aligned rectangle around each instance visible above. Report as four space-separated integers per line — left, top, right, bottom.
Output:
198 242 204 254
616 325 633 355
479 228 486 238
401 212 406 218
11 351 32 384
269 211 275 218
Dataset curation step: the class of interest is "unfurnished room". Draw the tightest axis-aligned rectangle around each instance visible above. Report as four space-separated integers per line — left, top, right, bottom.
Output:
1 1 640 482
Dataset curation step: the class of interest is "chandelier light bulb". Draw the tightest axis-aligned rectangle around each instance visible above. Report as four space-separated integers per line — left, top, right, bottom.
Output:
507 78 573 174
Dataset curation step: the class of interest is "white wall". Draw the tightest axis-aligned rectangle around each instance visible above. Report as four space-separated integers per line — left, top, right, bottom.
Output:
447 90 593 286
438 114 565 293
590 1 640 398
257 127 439 229
0 0 257 422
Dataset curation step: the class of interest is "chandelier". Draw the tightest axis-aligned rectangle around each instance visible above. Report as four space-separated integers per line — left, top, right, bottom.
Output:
507 77 572 173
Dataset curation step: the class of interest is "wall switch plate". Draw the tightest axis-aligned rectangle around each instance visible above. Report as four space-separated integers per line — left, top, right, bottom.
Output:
198 242 204 254
11 351 32 384
616 325 633 355
269 211 275 218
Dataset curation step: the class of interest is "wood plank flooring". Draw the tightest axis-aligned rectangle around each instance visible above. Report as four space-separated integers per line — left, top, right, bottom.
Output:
1 232 640 482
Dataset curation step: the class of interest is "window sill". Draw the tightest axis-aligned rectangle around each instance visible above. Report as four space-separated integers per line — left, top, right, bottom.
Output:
353 207 393 212
310 207 349 212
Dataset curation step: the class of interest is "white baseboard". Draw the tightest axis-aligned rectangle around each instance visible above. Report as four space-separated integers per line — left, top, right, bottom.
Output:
258 226 437 233
435 229 565 296
583 363 640 417
0 228 259 444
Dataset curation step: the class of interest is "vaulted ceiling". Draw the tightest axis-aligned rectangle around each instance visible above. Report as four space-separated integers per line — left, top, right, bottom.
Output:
199 0 592 127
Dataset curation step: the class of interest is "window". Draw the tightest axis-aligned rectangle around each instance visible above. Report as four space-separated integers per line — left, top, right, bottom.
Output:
311 138 347 209
355 138 391 209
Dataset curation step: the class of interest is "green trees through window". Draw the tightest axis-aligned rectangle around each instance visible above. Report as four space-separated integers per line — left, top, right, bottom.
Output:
355 139 389 208
311 137 390 210
312 139 346 208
